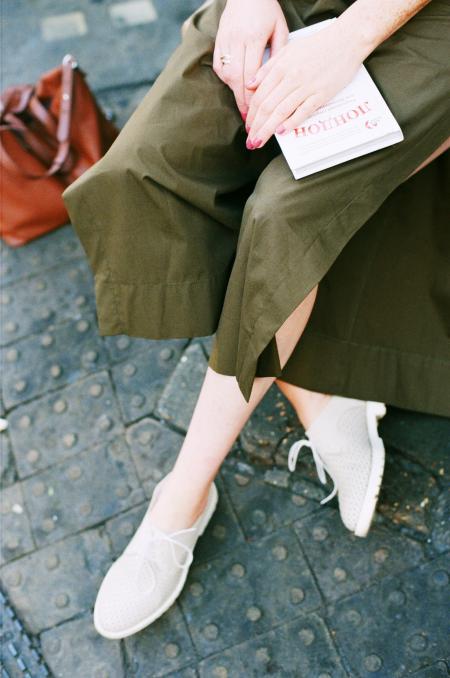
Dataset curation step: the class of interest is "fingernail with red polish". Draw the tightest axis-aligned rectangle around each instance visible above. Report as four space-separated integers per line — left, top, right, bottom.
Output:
246 138 254 150
253 138 262 149
276 125 285 135
241 111 247 121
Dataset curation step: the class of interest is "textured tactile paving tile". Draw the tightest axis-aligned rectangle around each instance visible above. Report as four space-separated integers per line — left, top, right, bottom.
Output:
3 0 202 91
240 384 299 465
124 604 196 677
8 370 124 477
377 448 441 538
198 612 347 677
155 342 208 431
380 407 450 476
0 224 83 287
111 341 187 423
126 417 184 485
0 483 34 565
2 310 108 408
294 505 425 602
41 613 124 678
219 463 320 540
179 525 321 655
21 435 144 546
103 334 188 365
328 552 450 677
0 529 112 633
0 258 94 345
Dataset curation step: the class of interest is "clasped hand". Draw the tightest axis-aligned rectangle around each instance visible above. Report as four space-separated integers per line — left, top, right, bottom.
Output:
213 0 364 149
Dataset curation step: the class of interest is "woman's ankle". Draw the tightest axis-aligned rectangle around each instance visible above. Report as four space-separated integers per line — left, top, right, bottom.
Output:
148 471 211 532
275 380 332 430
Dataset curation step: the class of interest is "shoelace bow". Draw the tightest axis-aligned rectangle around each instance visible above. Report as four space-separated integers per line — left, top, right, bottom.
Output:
288 438 337 505
143 524 196 570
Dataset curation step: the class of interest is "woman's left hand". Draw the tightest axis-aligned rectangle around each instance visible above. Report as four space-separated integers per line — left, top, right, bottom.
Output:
244 22 366 149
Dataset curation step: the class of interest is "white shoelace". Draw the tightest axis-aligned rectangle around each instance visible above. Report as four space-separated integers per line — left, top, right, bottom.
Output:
132 524 196 570
288 438 337 505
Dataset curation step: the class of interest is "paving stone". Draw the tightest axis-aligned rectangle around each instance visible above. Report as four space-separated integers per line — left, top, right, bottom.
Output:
109 0 158 28
106 473 244 563
126 417 184 484
328 553 450 677
41 613 124 678
155 342 208 431
198 612 347 677
22 436 144 547
0 483 34 565
380 407 450 476
294 505 425 603
0 224 84 287
3 0 203 91
240 384 298 465
124 604 196 677
0 529 112 634
8 371 124 478
111 341 187 423
0 431 16 487
0 588 51 678
180 526 321 655
0 258 94 345
428 490 450 556
2 311 108 408
219 464 320 540
377 449 440 538
410 661 450 677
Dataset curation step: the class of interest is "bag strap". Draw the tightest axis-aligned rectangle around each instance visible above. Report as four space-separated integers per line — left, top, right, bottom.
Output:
0 54 77 179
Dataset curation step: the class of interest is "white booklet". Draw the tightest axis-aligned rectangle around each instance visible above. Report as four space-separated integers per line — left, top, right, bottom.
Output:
263 18 404 179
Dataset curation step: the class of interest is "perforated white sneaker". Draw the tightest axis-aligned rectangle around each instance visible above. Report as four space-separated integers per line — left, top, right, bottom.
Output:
93 474 219 639
288 396 386 537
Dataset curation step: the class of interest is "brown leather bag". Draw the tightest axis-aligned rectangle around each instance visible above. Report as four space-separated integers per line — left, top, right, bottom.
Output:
0 53 119 247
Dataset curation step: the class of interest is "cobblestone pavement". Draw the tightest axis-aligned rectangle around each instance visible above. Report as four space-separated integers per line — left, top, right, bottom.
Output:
1 2 450 677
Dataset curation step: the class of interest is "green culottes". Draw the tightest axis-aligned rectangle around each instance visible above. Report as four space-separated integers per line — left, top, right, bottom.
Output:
61 0 450 416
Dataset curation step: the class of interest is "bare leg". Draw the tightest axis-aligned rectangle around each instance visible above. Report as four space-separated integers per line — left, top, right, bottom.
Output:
148 285 319 532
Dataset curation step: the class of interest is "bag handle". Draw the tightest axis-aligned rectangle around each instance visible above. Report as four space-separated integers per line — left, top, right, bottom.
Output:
0 54 77 179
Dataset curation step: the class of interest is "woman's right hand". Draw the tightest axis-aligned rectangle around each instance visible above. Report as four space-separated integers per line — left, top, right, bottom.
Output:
213 0 289 120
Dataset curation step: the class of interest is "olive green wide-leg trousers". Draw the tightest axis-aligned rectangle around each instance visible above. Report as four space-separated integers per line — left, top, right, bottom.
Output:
62 0 450 416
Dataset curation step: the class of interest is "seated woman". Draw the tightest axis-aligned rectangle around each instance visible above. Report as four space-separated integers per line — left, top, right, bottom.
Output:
62 0 450 640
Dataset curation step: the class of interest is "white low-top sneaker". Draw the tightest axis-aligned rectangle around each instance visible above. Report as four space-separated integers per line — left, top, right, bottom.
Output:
93 474 219 639
287 396 386 537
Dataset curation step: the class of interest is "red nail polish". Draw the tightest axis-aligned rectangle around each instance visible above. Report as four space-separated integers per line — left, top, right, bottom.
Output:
246 138 254 150
276 125 285 135
253 138 262 149
241 111 247 121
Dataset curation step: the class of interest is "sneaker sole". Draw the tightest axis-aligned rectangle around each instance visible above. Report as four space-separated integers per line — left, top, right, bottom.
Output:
93 481 219 639
353 401 386 538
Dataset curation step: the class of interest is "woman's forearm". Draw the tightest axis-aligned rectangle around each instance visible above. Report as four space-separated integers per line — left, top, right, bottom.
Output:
334 0 432 61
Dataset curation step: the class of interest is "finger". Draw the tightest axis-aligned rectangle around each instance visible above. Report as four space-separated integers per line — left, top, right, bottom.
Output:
248 86 309 148
243 40 267 114
245 64 285 131
245 52 277 91
247 79 301 141
270 18 289 57
216 42 247 115
278 94 322 134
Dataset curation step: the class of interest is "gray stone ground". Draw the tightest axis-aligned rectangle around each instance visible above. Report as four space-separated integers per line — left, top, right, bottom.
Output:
1 2 449 677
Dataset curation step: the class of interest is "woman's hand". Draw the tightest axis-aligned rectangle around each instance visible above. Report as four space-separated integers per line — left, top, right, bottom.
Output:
213 0 289 120
244 22 366 148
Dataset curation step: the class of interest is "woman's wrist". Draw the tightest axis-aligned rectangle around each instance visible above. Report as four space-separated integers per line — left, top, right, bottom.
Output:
332 10 378 64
